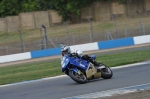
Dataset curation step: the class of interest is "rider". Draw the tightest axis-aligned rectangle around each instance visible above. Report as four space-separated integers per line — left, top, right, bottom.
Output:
61 45 101 68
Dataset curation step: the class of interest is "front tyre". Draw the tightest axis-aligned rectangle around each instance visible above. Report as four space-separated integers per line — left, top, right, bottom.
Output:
101 66 113 79
69 70 87 84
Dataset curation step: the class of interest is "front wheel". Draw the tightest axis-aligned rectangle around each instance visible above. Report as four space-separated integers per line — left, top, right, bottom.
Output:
101 66 113 79
69 70 87 84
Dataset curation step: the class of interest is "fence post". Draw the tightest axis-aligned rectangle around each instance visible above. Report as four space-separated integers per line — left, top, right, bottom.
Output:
136 11 143 35
112 14 118 39
41 25 48 49
41 25 57 49
23 43 26 52
18 30 24 52
87 18 94 42
64 22 70 45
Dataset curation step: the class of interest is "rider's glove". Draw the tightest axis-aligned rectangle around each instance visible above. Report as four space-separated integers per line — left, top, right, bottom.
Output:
75 53 80 58
70 53 79 58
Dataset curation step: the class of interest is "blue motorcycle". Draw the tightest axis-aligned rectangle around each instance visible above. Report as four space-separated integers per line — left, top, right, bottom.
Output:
61 54 113 84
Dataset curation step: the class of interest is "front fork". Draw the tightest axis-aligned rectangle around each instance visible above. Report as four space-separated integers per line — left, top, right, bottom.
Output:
70 67 82 75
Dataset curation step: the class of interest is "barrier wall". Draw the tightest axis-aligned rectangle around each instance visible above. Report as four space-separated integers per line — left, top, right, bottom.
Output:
0 35 150 64
98 37 134 50
49 10 62 24
134 35 150 45
0 18 6 32
70 42 99 51
0 52 31 63
34 11 50 28
20 12 35 30
0 1 149 32
6 16 20 32
31 48 61 58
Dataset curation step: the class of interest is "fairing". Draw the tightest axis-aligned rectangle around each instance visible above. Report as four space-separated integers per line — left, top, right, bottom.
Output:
61 55 89 72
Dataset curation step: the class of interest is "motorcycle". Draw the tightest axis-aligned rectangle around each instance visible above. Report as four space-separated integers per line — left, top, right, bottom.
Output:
61 54 113 84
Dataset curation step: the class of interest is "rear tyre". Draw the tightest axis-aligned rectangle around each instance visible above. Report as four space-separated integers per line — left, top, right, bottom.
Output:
69 70 87 84
101 66 113 79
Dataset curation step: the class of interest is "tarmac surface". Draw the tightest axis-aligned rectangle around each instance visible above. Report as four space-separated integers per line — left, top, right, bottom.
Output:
0 43 150 99
99 90 150 99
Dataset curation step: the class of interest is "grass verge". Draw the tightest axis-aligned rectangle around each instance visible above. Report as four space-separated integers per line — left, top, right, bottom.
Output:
0 49 150 85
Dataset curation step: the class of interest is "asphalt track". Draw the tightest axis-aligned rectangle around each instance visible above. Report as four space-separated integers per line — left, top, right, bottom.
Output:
0 43 150 99
0 62 150 99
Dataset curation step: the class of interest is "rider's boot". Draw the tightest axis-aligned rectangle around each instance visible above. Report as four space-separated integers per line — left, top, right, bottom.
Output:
93 61 100 66
88 57 105 70
93 61 105 70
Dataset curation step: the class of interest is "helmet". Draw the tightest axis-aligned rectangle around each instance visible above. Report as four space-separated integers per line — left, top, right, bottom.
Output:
61 45 70 55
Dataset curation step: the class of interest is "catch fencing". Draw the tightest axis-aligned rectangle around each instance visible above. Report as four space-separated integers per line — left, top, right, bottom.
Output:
0 15 150 56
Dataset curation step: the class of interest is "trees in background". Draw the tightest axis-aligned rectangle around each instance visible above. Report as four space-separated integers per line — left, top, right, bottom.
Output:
0 0 126 21
0 0 39 17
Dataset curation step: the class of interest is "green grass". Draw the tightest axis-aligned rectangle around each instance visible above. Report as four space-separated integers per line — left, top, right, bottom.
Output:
97 50 150 66
0 60 63 85
0 49 150 85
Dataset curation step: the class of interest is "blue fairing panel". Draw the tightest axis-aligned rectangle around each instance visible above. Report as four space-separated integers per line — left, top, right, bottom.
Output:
70 57 89 70
98 37 134 50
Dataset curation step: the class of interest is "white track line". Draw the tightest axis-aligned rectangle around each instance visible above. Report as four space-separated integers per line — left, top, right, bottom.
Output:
112 60 150 69
63 83 150 99
0 75 67 88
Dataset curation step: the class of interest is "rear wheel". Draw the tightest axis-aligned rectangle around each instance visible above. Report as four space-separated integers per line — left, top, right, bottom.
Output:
69 70 87 84
101 66 113 79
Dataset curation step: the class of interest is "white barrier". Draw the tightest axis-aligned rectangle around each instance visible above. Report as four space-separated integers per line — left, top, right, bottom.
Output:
70 42 99 51
0 52 31 63
1 35 150 64
134 35 150 45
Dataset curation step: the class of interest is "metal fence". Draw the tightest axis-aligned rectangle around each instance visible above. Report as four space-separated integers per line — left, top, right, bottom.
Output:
0 14 150 56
